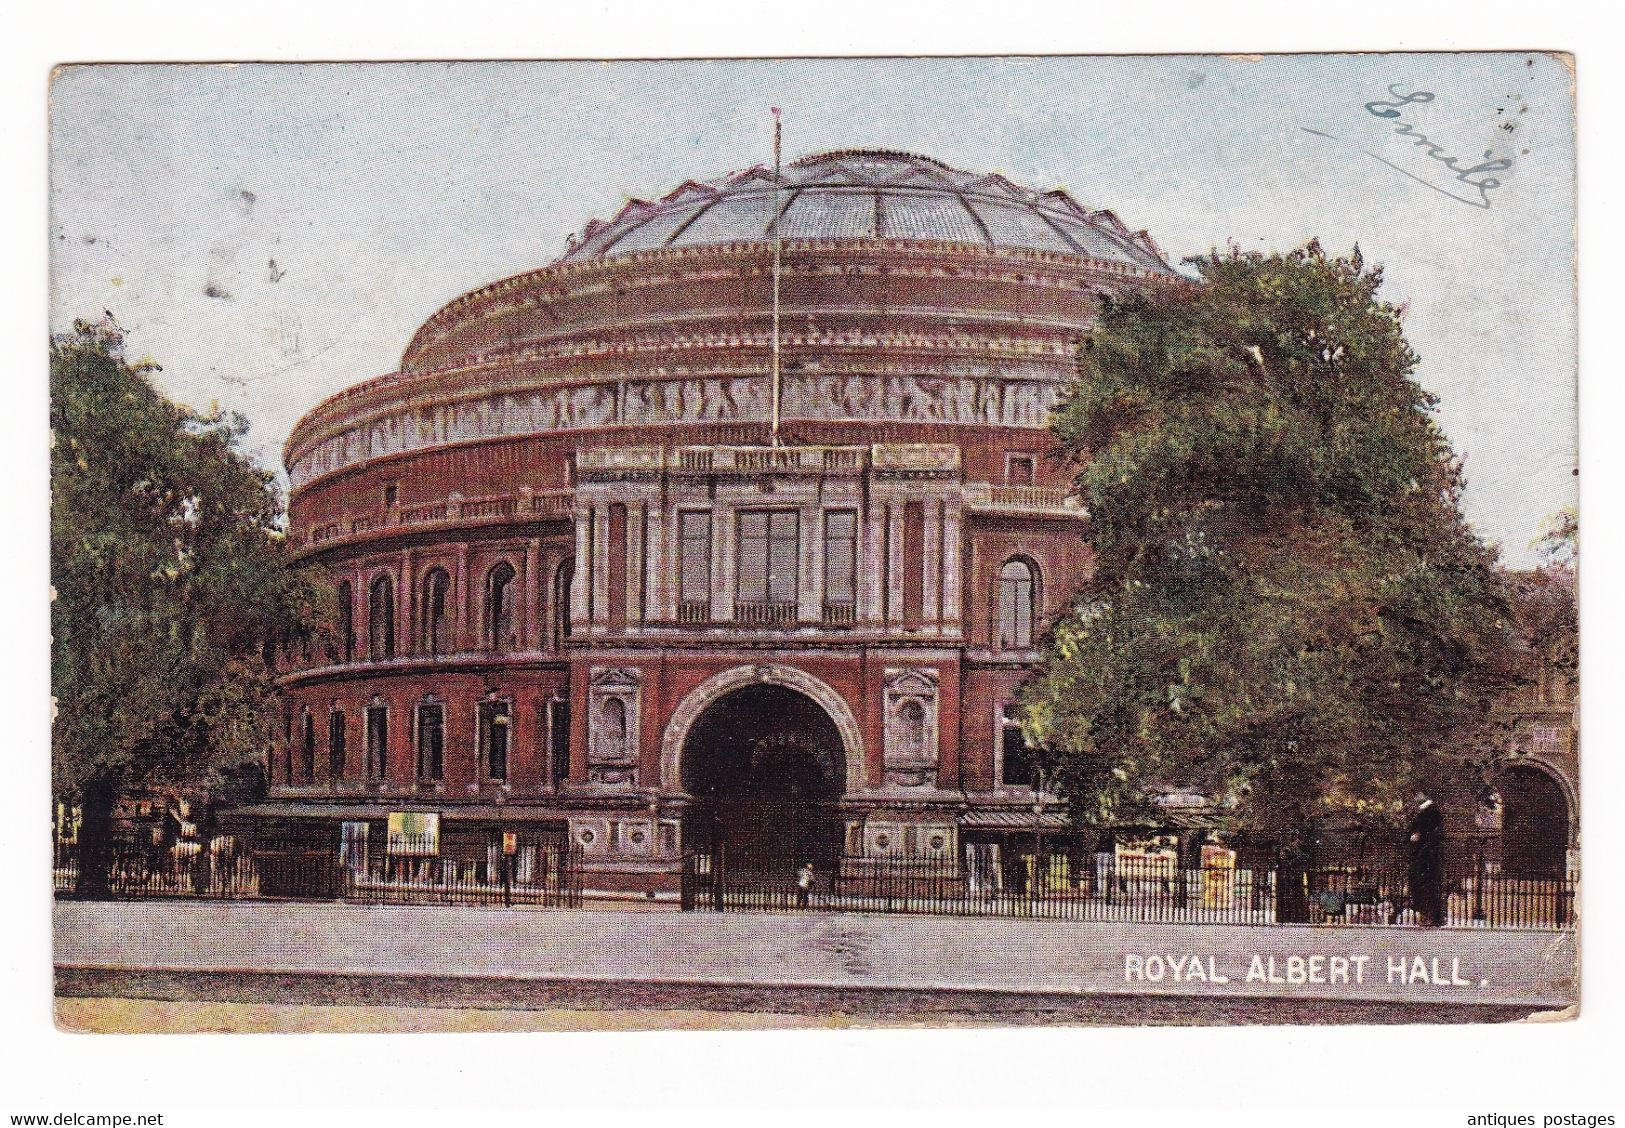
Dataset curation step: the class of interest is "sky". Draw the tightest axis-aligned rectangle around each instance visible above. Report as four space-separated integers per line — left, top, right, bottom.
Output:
48 54 1576 565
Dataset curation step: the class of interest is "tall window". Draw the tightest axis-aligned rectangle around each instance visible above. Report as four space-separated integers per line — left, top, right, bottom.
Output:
480 699 512 782
328 709 347 780
280 703 292 783
421 568 451 655
678 510 712 612
823 510 857 613
337 581 354 663
548 697 571 788
553 559 574 648
416 699 445 782
738 510 798 604
486 562 516 651
365 700 388 781
1000 702 1036 787
300 708 316 782
368 574 395 660
996 559 1036 649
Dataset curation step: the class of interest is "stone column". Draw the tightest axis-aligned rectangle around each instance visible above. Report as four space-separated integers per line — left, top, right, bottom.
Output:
524 538 542 651
921 501 941 632
714 502 735 621
572 509 591 628
887 503 905 626
861 498 885 625
940 498 963 632
627 503 646 626
645 496 667 621
799 502 821 622
455 542 471 652
397 549 413 656
592 506 610 631
351 565 366 660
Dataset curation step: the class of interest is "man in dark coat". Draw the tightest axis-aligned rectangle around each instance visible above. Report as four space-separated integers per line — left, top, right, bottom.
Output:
1407 796 1446 927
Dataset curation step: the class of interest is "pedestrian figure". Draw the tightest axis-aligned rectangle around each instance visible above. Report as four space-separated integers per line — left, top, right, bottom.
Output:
1407 795 1446 927
796 860 814 909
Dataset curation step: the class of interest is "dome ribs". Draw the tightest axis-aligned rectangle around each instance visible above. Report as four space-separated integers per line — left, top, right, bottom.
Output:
549 149 1177 271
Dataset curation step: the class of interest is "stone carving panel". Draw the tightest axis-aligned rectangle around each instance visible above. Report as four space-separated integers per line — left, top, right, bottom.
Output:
289 374 1061 489
587 666 641 786
883 667 940 788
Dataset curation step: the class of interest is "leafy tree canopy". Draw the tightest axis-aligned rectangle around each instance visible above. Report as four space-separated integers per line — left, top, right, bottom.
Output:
50 317 328 810
1023 244 1522 837
1506 507 1577 694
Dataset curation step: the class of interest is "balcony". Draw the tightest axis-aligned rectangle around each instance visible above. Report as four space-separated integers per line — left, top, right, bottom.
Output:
295 487 574 552
733 601 798 627
821 602 857 627
962 482 1085 518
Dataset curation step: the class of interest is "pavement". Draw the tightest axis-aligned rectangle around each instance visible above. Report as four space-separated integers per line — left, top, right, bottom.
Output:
54 970 1549 1031
52 900 1578 1028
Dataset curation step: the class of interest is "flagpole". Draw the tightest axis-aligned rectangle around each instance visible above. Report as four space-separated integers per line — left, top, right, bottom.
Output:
770 107 783 448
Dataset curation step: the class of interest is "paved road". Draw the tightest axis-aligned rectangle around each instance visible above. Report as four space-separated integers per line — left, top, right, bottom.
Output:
55 968 1550 1031
55 899 1578 1008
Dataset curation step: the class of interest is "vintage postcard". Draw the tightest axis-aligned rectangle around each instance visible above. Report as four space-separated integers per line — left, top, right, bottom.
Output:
48 54 1577 1035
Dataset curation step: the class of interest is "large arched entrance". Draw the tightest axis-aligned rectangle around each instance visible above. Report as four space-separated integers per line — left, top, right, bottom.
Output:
1499 764 1570 879
680 684 847 877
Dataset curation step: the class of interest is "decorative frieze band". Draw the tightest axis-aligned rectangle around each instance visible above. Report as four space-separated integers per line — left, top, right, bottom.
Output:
289 372 1059 489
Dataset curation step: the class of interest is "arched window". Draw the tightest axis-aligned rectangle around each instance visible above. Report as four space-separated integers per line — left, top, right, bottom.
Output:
553 558 574 648
336 581 354 663
420 568 451 655
486 562 516 651
996 559 1036 650
368 574 395 660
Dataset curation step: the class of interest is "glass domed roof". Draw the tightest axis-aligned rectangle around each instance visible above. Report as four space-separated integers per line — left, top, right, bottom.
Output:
556 149 1175 273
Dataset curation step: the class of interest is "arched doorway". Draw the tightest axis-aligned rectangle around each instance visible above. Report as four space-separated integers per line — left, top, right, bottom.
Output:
681 684 847 878
1499 764 1570 879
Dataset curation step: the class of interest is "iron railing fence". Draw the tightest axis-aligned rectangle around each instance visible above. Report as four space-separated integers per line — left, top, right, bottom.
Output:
54 836 583 909
1306 860 1574 929
680 848 1576 930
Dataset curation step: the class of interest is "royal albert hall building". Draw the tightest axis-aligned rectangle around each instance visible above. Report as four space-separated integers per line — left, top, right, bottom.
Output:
249 149 1183 895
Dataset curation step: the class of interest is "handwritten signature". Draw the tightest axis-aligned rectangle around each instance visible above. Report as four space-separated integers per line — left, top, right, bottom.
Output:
1302 83 1515 209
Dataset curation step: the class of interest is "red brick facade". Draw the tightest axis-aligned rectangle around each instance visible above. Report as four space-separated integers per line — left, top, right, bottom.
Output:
251 150 1181 893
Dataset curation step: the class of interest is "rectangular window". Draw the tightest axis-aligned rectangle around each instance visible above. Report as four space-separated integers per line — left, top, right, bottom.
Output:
1000 702 1036 788
737 510 799 604
365 704 388 781
328 711 347 780
823 510 857 607
301 711 316 782
678 510 712 608
548 697 571 788
480 700 511 782
1006 454 1037 486
416 702 445 781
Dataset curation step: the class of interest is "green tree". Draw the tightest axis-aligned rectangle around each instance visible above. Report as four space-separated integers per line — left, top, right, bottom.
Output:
1023 244 1521 918
1505 508 1577 700
50 317 327 894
